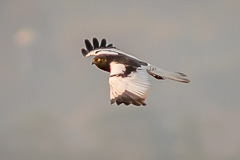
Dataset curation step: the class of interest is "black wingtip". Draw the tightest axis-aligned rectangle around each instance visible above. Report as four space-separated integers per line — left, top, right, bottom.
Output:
85 39 93 52
100 39 107 47
82 38 115 57
112 91 147 106
92 38 99 48
107 44 113 47
81 48 88 57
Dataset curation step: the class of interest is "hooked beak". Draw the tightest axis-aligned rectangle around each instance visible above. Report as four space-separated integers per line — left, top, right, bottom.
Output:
92 59 96 65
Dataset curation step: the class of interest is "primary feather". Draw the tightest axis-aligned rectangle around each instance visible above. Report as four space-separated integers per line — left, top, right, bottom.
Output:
109 62 150 106
82 38 190 106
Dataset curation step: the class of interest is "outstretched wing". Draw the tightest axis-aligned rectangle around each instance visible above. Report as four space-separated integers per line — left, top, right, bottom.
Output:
81 38 114 57
81 38 140 60
109 62 150 106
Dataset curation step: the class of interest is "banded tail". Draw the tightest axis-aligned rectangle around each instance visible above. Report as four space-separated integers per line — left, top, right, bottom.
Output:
147 64 190 83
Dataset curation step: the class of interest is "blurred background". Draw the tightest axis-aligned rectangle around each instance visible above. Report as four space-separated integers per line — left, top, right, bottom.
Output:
0 0 240 160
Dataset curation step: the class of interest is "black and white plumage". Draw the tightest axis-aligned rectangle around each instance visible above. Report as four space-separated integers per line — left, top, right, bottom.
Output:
82 38 190 106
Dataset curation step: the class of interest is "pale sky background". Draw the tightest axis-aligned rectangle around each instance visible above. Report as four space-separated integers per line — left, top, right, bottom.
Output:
0 0 240 160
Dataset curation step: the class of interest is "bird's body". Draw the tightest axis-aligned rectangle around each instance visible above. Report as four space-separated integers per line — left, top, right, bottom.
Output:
82 38 190 106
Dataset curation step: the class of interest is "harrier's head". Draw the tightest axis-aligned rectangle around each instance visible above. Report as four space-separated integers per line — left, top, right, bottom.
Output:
92 56 110 72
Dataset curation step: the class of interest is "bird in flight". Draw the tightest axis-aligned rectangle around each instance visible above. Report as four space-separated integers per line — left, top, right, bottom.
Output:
81 38 190 106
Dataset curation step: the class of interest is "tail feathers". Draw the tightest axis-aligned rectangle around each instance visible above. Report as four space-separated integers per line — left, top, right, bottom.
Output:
147 64 190 83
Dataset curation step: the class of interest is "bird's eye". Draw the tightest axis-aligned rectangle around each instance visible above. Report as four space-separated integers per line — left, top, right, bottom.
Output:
97 58 101 62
